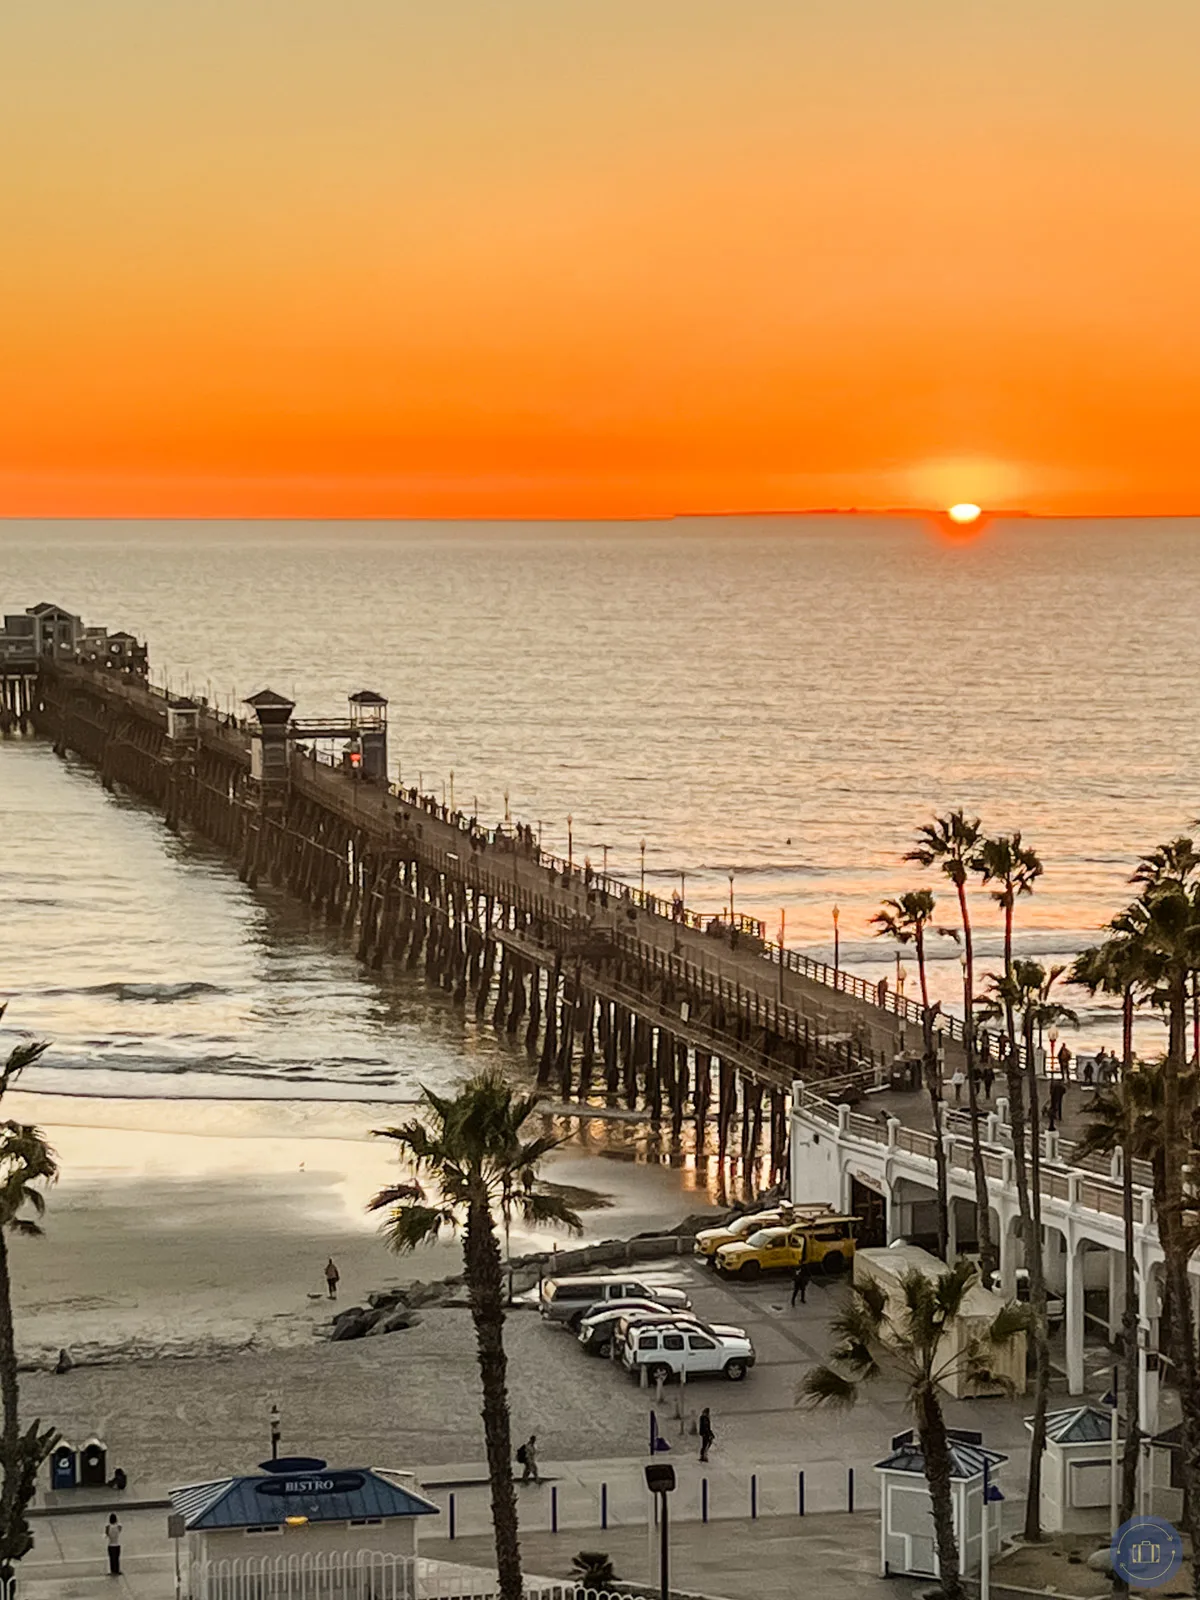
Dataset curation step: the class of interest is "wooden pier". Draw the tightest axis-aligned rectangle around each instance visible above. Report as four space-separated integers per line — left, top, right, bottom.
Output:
16 643 938 1195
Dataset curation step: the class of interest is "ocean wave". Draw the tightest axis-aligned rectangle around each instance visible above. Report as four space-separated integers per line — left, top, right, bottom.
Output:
31 981 228 1003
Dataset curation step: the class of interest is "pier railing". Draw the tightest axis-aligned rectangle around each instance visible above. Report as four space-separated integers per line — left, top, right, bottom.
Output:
795 1085 1149 1228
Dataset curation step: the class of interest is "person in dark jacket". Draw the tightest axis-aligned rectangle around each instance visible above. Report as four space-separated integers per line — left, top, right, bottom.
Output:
698 1407 715 1462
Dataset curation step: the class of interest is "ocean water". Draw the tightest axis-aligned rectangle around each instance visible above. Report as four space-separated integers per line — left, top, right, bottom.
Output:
2 514 1198 1099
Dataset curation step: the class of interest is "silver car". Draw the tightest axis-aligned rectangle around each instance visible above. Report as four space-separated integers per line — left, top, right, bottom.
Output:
539 1274 692 1328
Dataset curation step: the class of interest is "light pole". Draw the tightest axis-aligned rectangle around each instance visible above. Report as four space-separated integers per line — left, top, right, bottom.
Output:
728 871 735 925
567 814 573 873
602 843 610 878
1049 1024 1059 1079
680 870 686 910
832 904 840 980
640 838 646 898
778 908 786 1001
644 1463 676 1600
449 769 455 811
269 1402 282 1462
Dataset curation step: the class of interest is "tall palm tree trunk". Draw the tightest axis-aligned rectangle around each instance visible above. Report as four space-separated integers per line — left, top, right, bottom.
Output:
0 1230 22 1571
1159 977 1200 1561
916 927 950 1259
464 1196 523 1600
1019 1008 1052 1543
957 883 995 1279
916 1386 966 1600
1117 988 1139 1550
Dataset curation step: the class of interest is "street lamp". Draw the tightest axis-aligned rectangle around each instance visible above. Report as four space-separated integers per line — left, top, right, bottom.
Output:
567 814 573 872
602 843 610 878
640 838 646 898
449 769 455 811
644 1463 676 1600
728 871 735 924
269 1402 282 1462
1049 1024 1059 1078
680 869 686 909
832 905 840 979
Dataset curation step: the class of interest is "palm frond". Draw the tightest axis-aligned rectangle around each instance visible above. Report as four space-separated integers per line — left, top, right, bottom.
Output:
796 1365 861 1410
511 1190 584 1234
377 1203 453 1254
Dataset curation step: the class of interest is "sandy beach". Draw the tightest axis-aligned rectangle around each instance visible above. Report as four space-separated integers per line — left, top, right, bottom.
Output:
7 1090 723 1488
12 1091 720 1368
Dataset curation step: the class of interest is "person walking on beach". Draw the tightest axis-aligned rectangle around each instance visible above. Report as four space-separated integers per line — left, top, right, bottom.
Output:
324 1258 340 1300
698 1407 714 1463
950 1068 965 1105
517 1435 540 1485
105 1513 122 1576
981 1064 995 1100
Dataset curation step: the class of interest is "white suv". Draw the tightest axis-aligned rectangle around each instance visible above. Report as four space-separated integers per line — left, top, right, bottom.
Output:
620 1319 756 1383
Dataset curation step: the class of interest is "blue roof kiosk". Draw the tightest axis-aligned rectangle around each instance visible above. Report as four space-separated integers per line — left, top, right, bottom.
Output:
170 1457 438 1600
875 1429 1007 1580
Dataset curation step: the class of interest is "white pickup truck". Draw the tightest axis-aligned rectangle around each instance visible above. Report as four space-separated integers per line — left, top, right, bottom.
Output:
619 1318 756 1383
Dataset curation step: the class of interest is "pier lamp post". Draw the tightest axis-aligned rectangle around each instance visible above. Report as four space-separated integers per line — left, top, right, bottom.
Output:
1049 1024 1059 1080
449 770 455 811
680 870 686 910
602 843 610 878
567 814 574 872
778 908 786 1001
269 1403 282 1462
640 838 646 898
832 905 840 981
728 871 735 925
537 819 543 849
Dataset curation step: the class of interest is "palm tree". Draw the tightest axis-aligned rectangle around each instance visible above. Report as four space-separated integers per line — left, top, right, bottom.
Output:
798 1259 1030 1600
369 1069 582 1600
1103 850 1200 1561
1070 997 1158 1561
871 890 956 1257
975 832 1044 1537
0 1014 59 1578
907 812 996 1279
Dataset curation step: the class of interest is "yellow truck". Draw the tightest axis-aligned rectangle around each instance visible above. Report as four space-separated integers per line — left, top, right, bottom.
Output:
714 1214 859 1280
693 1202 838 1263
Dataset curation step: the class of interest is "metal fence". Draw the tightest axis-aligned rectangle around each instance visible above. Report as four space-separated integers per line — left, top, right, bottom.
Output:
190 1551 602 1600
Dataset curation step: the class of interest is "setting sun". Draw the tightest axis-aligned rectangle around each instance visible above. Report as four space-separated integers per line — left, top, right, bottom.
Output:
947 503 982 526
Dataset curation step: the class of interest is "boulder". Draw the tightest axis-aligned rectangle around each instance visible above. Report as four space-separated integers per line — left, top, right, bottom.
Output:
1087 1548 1115 1574
330 1307 376 1342
366 1308 422 1337
367 1288 409 1311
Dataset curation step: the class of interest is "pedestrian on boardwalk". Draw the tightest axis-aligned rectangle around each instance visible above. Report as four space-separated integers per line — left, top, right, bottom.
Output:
105 1513 123 1576
950 1068 965 1104
1059 1042 1074 1080
791 1256 810 1306
698 1407 714 1463
1048 1078 1066 1125
324 1258 340 1300
517 1435 540 1484
981 1065 995 1100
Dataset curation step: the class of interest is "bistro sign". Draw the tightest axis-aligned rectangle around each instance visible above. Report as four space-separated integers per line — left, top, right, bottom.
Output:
256 1473 365 1497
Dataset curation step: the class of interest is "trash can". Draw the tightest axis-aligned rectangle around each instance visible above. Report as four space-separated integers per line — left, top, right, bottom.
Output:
49 1442 78 1491
79 1437 107 1488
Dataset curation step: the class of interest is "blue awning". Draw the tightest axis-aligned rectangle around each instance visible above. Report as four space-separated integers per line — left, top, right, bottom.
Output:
170 1469 439 1530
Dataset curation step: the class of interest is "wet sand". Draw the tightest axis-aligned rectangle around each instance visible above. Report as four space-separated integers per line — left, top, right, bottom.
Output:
12 1092 721 1368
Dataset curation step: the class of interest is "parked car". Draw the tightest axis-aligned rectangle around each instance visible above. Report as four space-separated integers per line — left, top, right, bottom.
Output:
693 1201 837 1262
619 1318 755 1383
539 1274 692 1327
714 1215 859 1280
576 1301 691 1357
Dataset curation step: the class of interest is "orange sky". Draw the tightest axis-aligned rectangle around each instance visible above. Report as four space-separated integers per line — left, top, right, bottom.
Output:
3 2 1200 519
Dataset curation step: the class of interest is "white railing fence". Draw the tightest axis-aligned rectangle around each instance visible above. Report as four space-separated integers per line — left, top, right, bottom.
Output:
190 1551 634 1600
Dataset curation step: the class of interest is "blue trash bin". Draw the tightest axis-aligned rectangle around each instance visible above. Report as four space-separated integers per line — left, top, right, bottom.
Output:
50 1442 77 1491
